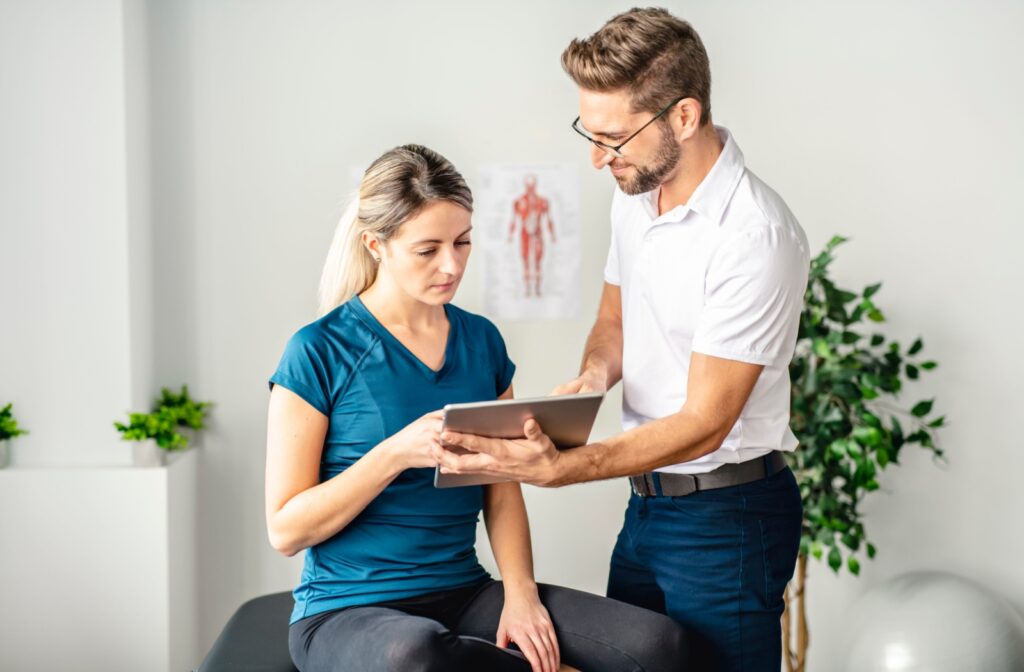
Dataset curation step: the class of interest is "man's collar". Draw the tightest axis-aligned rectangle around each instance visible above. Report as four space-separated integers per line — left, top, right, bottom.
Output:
638 126 746 227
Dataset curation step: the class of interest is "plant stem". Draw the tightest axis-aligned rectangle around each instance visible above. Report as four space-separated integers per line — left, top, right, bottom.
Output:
782 553 809 672
796 553 808 671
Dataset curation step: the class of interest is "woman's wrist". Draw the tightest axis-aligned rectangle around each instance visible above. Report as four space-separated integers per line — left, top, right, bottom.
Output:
372 438 407 477
502 576 540 601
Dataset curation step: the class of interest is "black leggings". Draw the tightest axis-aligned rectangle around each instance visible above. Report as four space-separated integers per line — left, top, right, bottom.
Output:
289 580 689 672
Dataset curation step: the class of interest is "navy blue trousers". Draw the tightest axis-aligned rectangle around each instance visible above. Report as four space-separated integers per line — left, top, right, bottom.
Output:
607 466 802 672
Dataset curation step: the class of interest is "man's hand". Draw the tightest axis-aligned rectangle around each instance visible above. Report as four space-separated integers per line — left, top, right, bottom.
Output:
433 419 563 487
550 369 606 396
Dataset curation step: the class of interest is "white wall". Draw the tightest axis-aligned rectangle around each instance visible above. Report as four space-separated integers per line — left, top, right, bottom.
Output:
0 0 136 466
4 1 1022 669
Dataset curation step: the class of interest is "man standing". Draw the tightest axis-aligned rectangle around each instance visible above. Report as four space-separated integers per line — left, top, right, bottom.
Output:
438 8 809 670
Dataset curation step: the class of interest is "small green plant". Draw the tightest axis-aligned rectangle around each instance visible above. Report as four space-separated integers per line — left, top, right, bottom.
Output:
114 385 212 451
0 403 29 441
157 385 212 431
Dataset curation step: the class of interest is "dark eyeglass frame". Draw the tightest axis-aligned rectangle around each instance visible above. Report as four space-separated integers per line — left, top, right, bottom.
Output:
571 95 687 159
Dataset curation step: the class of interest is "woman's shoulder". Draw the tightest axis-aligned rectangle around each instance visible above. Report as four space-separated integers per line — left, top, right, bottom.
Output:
447 303 500 336
286 301 379 359
447 303 508 358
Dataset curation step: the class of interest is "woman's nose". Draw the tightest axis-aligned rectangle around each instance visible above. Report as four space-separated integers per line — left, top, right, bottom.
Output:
438 246 464 275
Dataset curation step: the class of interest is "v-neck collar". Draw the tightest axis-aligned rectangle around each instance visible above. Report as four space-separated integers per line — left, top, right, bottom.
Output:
351 295 457 381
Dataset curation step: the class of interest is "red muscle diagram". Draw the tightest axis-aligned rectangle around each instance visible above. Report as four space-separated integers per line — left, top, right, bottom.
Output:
507 174 556 297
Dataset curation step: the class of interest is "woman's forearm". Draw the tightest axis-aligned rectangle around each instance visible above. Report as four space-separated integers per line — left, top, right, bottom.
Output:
268 443 403 556
483 482 538 594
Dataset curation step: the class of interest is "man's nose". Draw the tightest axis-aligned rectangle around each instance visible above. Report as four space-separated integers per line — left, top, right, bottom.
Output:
591 144 614 169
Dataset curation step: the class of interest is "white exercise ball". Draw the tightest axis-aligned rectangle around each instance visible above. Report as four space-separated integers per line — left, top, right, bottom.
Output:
840 571 1024 672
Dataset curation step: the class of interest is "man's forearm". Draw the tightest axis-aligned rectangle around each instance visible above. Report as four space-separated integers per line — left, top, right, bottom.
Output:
580 316 623 390
550 407 728 486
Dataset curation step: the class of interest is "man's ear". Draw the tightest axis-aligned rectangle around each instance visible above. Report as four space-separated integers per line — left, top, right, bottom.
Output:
673 98 702 142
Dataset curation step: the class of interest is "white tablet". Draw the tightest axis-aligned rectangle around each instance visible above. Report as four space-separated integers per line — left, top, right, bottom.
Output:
433 391 605 488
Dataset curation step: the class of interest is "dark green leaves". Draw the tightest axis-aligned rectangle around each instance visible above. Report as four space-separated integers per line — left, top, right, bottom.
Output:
828 546 842 572
911 400 934 417
790 236 944 577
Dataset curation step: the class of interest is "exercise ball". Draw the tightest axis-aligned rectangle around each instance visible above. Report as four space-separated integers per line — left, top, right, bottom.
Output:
840 571 1024 672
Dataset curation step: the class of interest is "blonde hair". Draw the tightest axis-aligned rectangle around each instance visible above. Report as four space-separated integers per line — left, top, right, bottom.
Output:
317 144 473 316
561 7 713 124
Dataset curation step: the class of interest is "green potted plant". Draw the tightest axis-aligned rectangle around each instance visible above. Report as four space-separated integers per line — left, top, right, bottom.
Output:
0 402 29 469
114 385 212 467
782 237 946 672
155 385 212 447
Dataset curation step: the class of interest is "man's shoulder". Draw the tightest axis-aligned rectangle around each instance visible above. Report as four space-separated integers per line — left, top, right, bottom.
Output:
722 169 807 250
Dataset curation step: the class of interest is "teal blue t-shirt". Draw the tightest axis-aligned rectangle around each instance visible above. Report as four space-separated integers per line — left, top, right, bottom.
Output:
269 296 515 623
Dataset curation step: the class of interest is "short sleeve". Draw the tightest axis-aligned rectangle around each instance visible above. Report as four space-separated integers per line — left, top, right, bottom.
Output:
692 226 809 366
268 327 333 416
482 319 516 396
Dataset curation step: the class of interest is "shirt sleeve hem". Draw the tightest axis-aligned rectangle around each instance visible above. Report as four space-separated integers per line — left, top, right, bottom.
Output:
690 342 778 366
498 362 517 396
268 375 330 416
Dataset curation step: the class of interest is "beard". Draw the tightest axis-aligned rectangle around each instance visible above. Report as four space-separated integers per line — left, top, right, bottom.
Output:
614 122 681 195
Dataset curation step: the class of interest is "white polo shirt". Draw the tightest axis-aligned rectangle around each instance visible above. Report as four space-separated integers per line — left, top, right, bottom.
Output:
604 126 809 475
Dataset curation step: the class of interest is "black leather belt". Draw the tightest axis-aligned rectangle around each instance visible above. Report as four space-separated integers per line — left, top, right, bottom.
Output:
629 451 788 497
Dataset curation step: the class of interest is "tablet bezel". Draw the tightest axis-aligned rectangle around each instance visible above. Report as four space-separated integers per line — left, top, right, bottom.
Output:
433 391 605 488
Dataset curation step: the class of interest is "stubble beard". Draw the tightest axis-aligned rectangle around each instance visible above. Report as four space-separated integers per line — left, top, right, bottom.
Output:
615 122 681 196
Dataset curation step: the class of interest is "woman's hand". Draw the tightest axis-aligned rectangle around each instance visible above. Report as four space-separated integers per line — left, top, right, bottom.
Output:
378 410 444 471
496 584 560 672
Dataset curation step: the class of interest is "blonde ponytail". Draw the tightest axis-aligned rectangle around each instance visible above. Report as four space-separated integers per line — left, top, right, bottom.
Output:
316 195 375 317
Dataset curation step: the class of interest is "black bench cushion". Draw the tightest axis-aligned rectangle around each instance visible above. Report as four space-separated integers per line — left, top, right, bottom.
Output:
197 591 298 672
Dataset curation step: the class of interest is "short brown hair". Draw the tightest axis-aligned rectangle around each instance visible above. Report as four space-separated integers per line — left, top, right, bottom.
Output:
561 7 712 125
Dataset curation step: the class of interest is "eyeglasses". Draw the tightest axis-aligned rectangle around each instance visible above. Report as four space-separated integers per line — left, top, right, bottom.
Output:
571 95 686 159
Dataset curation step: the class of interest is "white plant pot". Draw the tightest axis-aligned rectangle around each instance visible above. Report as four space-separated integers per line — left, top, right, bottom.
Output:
0 440 9 469
131 439 167 467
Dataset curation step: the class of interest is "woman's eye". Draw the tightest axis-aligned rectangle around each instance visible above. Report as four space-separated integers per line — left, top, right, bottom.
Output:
416 249 436 257
457 240 472 247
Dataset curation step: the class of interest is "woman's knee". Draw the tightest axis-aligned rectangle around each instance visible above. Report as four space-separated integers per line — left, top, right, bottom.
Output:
639 613 690 672
382 624 456 672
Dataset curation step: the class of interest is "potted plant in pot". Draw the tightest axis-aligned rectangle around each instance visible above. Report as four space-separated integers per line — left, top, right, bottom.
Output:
0 402 29 468
782 236 947 672
114 385 212 467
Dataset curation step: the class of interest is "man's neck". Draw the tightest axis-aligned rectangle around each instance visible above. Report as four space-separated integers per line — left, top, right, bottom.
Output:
657 125 724 215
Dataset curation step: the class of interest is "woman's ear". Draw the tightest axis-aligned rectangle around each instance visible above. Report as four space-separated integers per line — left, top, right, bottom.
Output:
361 231 382 263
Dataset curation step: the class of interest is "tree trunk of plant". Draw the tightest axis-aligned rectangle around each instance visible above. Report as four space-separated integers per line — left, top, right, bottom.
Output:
782 553 809 672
